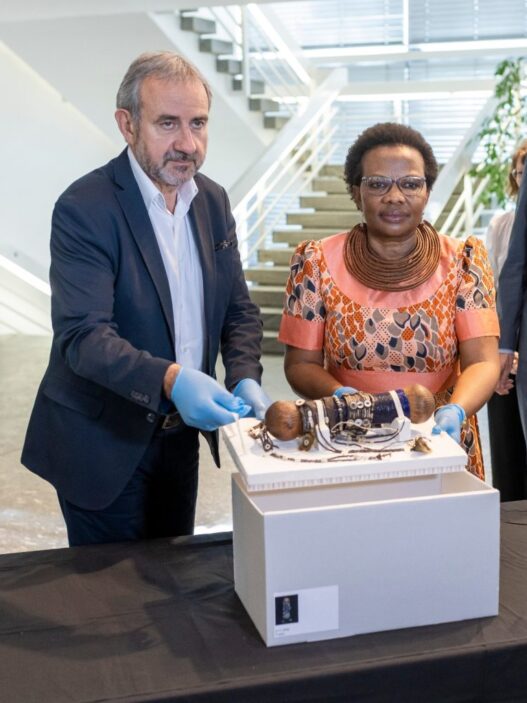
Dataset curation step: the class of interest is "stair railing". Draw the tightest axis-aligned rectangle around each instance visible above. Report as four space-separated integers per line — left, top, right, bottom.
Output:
206 6 242 54
427 96 497 238
238 122 338 265
439 170 490 238
230 68 347 266
241 4 312 112
186 5 311 112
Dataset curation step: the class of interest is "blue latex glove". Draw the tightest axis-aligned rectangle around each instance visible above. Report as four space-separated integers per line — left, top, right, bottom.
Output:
333 386 357 398
233 378 272 420
431 403 466 444
171 367 250 431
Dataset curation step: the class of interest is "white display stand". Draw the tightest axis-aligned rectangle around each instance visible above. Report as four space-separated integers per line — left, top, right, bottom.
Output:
223 418 468 492
223 418 500 647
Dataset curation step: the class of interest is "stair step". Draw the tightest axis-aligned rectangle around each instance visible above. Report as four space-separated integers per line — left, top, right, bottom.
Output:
199 37 234 55
320 164 344 177
312 176 347 194
244 265 290 286
180 15 216 34
258 248 295 266
260 306 284 329
272 228 336 244
263 114 290 129
445 194 460 209
287 211 362 229
262 330 284 355
216 57 242 74
232 77 266 94
249 97 281 112
300 194 355 211
248 284 285 307
292 149 312 165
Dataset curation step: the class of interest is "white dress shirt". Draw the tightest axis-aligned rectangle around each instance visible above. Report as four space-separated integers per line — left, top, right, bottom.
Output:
486 208 516 291
486 207 516 353
128 148 205 370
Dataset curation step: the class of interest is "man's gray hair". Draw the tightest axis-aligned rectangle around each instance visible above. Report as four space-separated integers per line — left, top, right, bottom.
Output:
116 51 212 123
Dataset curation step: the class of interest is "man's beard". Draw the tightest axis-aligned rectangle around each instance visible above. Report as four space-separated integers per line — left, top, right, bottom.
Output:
135 143 201 189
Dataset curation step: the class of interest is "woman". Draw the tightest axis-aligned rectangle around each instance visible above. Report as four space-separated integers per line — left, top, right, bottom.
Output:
486 143 527 499
278 122 500 478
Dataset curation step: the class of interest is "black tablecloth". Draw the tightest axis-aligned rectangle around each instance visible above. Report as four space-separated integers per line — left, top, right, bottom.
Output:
1 502 527 703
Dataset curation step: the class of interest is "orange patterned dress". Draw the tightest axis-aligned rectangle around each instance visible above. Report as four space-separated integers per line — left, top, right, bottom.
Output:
278 231 499 478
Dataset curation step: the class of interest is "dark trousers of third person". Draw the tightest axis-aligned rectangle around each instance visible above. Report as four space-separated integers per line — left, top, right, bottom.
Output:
487 384 527 501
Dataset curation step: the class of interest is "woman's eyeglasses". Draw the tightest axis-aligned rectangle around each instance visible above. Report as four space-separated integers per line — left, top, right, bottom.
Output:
360 175 427 196
512 169 524 179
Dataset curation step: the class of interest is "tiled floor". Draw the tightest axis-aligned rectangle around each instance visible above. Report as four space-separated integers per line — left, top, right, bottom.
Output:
0 334 491 555
0 335 290 554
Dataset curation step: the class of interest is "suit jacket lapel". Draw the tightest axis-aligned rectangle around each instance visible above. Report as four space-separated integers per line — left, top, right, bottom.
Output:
112 151 175 347
189 191 215 373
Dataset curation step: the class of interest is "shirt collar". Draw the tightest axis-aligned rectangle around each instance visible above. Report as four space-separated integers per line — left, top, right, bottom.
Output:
127 146 198 215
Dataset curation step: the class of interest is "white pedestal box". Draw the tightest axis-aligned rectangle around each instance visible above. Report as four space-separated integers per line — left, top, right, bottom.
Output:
224 419 500 647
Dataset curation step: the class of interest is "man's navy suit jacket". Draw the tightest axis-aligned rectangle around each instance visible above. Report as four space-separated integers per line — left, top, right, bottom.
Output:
22 150 263 510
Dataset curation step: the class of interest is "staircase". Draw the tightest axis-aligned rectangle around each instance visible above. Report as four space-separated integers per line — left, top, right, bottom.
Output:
245 164 360 354
179 10 290 131
434 175 490 238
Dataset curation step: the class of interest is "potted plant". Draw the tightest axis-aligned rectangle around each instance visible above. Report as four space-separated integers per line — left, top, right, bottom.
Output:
473 57 527 207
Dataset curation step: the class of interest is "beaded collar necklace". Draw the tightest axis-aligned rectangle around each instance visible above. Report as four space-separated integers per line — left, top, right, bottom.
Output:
344 220 441 292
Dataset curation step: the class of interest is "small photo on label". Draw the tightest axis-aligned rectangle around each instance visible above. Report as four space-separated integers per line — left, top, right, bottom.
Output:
275 594 298 625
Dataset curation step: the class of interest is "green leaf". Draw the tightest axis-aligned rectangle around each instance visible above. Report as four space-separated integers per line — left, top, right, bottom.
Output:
474 55 527 204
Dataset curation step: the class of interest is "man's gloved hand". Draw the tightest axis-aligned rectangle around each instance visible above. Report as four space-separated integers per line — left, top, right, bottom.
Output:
170 367 250 431
333 386 357 398
233 378 272 420
431 403 466 444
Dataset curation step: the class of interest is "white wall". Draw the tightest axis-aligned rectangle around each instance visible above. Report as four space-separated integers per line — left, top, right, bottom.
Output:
0 41 118 278
0 12 269 281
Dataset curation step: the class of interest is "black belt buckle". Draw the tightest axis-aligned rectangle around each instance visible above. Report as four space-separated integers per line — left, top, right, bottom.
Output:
161 411 181 430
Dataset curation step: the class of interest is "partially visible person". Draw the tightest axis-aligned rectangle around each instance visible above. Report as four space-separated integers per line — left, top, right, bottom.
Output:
486 143 527 501
22 51 270 546
278 122 500 478
496 142 527 499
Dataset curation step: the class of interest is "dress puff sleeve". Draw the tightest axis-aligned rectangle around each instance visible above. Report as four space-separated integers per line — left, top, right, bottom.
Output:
455 235 500 342
277 239 326 350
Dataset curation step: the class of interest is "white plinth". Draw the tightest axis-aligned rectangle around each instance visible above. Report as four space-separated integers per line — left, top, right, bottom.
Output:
232 471 499 647
224 418 500 647
222 417 468 492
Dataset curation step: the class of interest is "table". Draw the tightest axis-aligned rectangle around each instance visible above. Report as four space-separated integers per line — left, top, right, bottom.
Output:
1 502 527 702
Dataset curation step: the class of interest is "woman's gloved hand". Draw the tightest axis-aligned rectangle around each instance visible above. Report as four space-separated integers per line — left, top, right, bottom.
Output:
431 403 466 444
333 386 358 398
170 367 250 431
233 378 272 420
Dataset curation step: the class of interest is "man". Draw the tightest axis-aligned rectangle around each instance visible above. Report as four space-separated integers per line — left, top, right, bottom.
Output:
22 51 270 546
496 149 527 499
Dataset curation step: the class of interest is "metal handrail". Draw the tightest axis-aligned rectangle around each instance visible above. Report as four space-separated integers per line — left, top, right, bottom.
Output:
207 6 242 48
245 4 311 88
188 4 310 112
241 126 338 263
229 68 347 266
426 96 497 224
437 183 464 234
244 6 310 110
235 122 338 263
436 172 490 238
425 95 498 239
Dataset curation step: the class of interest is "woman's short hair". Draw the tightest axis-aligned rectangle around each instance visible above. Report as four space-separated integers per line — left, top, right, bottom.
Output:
116 51 212 124
344 122 439 195
508 141 527 197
